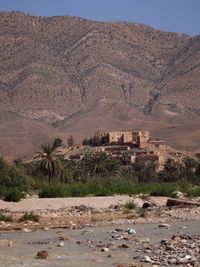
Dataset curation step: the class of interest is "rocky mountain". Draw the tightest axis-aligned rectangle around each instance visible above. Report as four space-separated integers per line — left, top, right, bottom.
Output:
0 12 200 158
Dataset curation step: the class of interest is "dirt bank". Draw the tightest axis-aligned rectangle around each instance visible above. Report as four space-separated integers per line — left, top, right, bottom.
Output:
0 196 167 212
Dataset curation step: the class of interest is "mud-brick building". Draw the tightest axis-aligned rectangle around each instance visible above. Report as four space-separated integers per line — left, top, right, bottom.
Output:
103 131 132 144
102 130 150 147
133 130 150 147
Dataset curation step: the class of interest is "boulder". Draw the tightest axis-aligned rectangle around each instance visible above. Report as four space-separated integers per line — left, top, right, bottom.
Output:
172 191 183 199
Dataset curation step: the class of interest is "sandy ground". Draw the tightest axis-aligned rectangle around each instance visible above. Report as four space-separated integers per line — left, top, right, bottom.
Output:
0 196 167 212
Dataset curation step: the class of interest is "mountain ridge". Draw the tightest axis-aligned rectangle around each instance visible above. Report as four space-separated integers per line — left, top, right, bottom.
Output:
0 12 200 158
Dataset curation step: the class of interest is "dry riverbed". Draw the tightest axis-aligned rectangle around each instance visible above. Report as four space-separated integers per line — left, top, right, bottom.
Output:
0 196 199 267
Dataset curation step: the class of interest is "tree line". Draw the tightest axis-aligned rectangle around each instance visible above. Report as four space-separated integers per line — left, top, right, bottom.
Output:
0 139 200 201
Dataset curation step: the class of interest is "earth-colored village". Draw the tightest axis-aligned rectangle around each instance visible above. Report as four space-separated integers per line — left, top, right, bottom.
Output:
63 130 186 169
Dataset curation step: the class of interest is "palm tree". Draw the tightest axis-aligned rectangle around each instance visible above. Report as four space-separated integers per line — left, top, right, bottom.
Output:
88 152 120 177
33 143 63 183
59 160 86 183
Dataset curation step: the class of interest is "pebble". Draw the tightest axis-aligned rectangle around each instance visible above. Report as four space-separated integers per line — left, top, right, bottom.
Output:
58 241 64 247
138 238 150 243
119 243 129 248
127 228 136 235
36 250 48 259
158 223 171 228
145 234 200 266
101 247 109 252
22 228 31 233
142 255 153 263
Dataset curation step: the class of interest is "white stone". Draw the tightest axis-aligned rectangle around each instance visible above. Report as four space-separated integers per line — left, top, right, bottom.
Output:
58 242 64 247
101 247 109 252
142 255 153 263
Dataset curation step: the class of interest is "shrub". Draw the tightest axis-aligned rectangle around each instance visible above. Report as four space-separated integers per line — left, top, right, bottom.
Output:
123 200 137 213
39 184 66 198
124 201 137 210
138 208 147 218
186 187 200 197
4 188 25 202
0 158 34 201
0 213 13 222
19 212 40 222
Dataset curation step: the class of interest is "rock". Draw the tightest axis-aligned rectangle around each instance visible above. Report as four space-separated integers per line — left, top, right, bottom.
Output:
168 258 177 264
180 226 187 229
142 255 153 263
0 239 13 247
58 241 64 247
179 255 191 263
142 243 150 249
112 234 124 240
37 250 48 259
115 228 123 232
142 202 152 208
119 243 129 248
172 191 184 199
138 238 150 243
127 228 136 235
158 223 171 228
101 247 109 252
22 228 31 233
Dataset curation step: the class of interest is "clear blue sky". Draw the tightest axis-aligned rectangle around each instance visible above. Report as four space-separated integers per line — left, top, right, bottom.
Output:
0 0 200 36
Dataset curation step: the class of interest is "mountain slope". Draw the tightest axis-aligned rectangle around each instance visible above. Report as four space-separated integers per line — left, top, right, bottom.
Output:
0 12 200 158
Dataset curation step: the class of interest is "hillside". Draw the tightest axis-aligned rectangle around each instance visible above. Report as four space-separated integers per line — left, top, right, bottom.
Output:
0 12 200 158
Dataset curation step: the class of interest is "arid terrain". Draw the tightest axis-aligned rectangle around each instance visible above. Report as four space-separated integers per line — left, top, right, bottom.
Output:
1 12 200 158
0 195 200 267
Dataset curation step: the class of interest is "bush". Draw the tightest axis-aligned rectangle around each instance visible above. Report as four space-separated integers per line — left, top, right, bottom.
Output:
39 184 66 198
4 188 25 202
0 158 34 201
124 201 137 210
38 176 200 199
123 200 137 213
19 212 40 222
186 187 200 197
0 213 13 222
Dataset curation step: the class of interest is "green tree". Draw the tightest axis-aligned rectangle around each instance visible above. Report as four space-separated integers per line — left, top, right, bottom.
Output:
159 158 182 183
88 152 120 177
67 135 74 147
0 158 33 201
82 138 90 146
91 134 101 146
182 157 199 183
132 158 158 183
33 143 63 183
59 160 87 183
52 138 63 150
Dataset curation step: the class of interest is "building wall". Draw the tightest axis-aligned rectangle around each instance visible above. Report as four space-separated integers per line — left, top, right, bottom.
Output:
103 130 150 146
138 130 150 143
108 132 123 143
122 132 133 143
